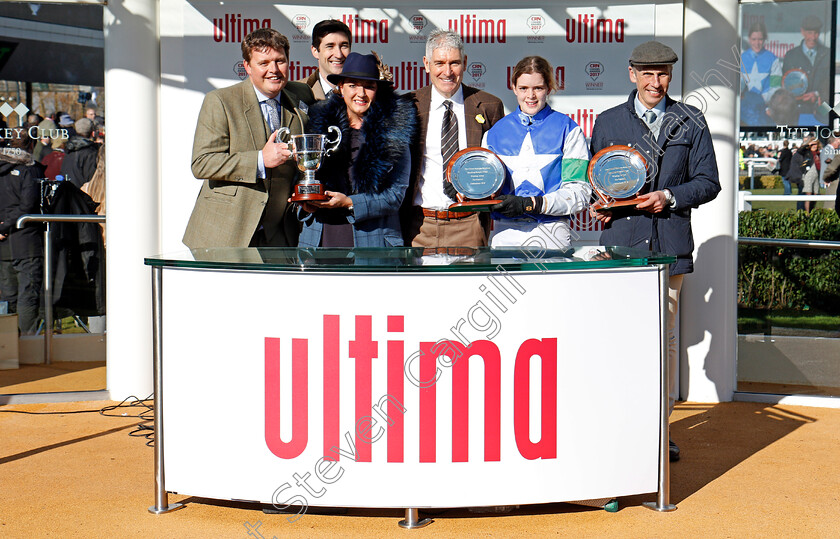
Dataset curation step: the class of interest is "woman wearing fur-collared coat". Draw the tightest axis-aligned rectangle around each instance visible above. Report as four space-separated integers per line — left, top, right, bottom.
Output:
296 52 417 248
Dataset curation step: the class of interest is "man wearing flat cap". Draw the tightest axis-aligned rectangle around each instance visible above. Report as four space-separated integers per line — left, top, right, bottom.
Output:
589 41 721 462
782 15 830 121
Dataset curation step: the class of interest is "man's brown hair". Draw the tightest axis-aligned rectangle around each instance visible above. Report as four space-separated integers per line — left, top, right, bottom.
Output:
242 28 290 62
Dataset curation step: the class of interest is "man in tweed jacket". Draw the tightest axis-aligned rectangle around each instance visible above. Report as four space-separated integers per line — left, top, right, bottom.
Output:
184 28 314 248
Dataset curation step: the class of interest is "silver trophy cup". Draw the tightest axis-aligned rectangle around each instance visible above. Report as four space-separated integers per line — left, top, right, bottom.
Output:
277 126 341 202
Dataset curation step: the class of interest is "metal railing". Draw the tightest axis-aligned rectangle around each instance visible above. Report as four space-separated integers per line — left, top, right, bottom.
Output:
740 158 778 190
739 237 840 250
16 214 105 365
737 192 835 212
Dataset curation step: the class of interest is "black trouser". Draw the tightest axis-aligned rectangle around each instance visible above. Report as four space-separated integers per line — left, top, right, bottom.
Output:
790 178 805 211
0 256 44 334
836 189 840 218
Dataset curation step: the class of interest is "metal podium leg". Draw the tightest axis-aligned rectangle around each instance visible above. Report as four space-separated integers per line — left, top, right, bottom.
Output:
644 265 677 512
398 508 432 529
43 224 53 365
149 266 183 515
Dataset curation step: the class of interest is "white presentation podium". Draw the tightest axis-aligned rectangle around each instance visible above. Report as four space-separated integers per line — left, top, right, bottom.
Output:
145 246 676 526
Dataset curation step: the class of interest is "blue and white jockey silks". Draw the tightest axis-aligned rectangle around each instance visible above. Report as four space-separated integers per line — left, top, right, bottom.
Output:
741 48 781 103
484 105 591 249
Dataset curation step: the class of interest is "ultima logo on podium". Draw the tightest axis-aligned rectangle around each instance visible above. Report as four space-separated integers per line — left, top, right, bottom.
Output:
264 314 559 464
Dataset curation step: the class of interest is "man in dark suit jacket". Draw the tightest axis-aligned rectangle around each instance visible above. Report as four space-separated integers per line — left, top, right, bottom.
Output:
184 28 315 248
778 141 792 174
403 29 505 249
297 19 352 101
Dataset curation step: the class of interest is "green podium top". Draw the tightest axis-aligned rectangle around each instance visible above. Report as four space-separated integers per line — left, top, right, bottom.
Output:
145 246 675 273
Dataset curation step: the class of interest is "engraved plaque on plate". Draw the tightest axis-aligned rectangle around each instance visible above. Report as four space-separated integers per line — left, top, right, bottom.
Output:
445 147 506 211
588 145 648 212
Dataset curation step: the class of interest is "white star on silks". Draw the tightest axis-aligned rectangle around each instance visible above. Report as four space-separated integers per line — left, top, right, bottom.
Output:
497 132 559 193
745 61 769 92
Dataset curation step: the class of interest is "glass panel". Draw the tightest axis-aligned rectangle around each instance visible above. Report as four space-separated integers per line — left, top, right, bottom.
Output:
737 241 840 397
737 0 840 397
0 2 105 396
737 0 837 213
145 246 675 273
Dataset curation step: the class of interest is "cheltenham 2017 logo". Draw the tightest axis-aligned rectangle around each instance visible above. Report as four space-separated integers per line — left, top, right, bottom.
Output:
528 15 545 34
291 14 311 43
410 14 426 34
469 62 486 81
233 61 247 80
585 61 604 81
293 14 310 33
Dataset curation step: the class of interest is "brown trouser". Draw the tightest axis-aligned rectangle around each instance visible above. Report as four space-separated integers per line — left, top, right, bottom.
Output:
407 206 489 249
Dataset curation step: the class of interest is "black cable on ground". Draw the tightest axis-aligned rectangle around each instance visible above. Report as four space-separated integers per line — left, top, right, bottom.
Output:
0 394 156 446
98 394 156 446
0 408 101 415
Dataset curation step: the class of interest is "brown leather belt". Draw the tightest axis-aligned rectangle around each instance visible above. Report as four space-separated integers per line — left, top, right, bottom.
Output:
422 208 472 220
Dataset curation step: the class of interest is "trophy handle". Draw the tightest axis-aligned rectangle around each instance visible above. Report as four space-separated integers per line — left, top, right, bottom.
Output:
325 126 342 156
275 127 291 144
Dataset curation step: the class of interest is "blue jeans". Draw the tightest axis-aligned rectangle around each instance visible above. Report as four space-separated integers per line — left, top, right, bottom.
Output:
782 179 792 195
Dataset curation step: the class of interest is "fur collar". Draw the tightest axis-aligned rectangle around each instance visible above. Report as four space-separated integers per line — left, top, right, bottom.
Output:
0 147 34 170
65 136 97 153
308 89 417 194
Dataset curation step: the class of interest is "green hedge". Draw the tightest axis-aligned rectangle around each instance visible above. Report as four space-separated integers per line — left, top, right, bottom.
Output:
738 175 782 189
739 209 840 313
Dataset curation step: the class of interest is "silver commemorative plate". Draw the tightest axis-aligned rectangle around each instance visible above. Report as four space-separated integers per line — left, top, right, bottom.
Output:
587 145 647 200
446 147 506 200
782 69 809 98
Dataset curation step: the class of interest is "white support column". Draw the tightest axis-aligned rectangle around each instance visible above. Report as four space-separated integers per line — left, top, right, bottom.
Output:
104 0 160 400
679 0 739 403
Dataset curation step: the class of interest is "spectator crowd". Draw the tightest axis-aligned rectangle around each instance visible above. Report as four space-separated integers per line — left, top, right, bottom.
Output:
0 104 105 334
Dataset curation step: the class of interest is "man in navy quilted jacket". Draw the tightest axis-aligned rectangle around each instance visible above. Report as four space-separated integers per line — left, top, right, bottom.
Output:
590 41 721 462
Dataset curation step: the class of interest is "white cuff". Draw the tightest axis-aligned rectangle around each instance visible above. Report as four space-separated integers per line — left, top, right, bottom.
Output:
257 150 266 179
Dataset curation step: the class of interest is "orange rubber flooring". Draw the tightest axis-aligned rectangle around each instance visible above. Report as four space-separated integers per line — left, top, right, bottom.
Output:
1 400 839 538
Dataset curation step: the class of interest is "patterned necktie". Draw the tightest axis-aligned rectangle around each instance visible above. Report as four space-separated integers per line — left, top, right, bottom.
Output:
807 48 816 64
265 98 282 133
441 100 459 167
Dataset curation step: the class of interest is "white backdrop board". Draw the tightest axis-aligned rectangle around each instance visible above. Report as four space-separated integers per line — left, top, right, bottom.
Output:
160 265 663 508
159 0 684 253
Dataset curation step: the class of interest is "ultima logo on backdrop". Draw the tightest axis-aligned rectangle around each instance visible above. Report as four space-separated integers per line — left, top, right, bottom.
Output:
212 13 272 42
565 14 625 43
190 3 674 140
